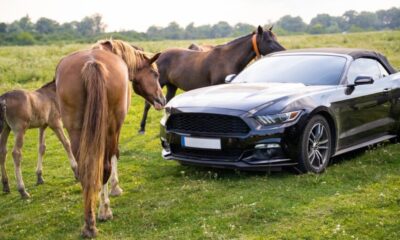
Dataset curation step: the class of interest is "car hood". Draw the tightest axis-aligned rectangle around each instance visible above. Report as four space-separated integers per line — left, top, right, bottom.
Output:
167 83 335 111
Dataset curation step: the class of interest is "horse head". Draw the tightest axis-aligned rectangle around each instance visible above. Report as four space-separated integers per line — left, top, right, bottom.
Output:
132 52 166 110
254 25 286 56
95 40 166 110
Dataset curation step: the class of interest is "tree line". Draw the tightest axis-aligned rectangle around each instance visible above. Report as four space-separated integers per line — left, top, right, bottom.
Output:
0 7 399 46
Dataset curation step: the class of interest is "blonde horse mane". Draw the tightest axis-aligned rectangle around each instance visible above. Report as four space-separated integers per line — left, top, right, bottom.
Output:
92 39 153 80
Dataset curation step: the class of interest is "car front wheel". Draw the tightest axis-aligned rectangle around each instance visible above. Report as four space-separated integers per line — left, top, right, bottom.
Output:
297 115 332 173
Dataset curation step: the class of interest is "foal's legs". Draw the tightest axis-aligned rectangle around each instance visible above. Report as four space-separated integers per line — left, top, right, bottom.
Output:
36 127 46 185
12 129 29 198
51 125 78 180
0 126 11 193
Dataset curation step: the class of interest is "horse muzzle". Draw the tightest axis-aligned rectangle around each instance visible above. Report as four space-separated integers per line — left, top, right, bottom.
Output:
153 96 166 110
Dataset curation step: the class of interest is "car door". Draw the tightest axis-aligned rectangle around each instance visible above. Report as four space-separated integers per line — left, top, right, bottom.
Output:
335 58 394 149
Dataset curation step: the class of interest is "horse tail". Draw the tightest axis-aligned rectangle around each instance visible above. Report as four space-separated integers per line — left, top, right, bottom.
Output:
0 96 6 133
79 60 108 212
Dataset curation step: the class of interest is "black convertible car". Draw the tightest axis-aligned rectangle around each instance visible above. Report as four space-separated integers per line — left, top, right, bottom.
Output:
160 48 400 173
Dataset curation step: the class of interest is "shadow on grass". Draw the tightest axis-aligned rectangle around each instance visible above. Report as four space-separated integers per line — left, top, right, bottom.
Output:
166 161 293 181
329 140 395 167
153 141 398 182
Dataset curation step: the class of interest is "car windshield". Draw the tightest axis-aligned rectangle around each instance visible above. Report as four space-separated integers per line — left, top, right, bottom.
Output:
233 54 347 86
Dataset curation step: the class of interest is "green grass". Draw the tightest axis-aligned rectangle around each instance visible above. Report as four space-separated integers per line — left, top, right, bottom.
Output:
1 31 400 239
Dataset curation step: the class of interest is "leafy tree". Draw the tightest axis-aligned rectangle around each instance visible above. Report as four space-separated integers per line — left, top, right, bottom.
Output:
353 11 379 29
308 14 343 33
343 10 358 27
92 13 106 34
1 7 400 46
0 23 6 33
232 23 255 36
77 14 105 36
276 15 307 32
184 22 196 39
7 22 22 33
211 21 233 38
35 17 59 34
195 24 212 38
163 22 184 39
59 22 77 33
18 15 34 32
381 7 400 29
146 25 163 39
308 23 325 34
15 31 35 45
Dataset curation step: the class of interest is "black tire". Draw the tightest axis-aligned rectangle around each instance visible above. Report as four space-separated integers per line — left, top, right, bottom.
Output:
297 115 333 173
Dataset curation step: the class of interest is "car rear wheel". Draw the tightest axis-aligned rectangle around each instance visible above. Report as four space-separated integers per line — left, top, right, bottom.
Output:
297 115 332 173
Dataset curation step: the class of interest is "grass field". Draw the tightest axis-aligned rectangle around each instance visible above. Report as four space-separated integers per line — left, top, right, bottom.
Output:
1 31 400 239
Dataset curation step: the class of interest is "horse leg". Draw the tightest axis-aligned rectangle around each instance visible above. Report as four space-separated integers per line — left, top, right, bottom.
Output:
36 127 46 185
138 101 151 134
110 153 122 197
98 180 113 221
166 83 178 103
65 128 98 237
0 126 10 193
12 130 29 198
82 192 98 238
98 136 113 220
51 125 78 180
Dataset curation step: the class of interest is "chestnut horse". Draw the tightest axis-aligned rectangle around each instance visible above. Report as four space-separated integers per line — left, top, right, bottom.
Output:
138 26 285 133
188 43 214 51
0 80 78 198
55 40 164 238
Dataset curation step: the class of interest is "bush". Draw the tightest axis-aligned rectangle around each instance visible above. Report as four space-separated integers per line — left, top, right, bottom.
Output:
15 31 35 45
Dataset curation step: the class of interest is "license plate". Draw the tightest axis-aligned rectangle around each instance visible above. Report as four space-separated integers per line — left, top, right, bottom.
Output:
181 136 221 150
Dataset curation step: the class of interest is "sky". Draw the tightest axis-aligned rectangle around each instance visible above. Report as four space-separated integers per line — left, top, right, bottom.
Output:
0 0 399 32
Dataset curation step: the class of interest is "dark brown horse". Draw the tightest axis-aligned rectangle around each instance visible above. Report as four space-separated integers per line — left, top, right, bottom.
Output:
56 39 164 238
188 43 214 51
0 81 78 198
138 26 285 133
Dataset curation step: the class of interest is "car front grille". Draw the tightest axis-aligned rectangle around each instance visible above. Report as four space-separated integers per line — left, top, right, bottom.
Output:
166 113 249 135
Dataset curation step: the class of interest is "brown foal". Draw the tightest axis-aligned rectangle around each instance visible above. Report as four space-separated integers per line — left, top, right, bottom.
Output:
0 81 78 198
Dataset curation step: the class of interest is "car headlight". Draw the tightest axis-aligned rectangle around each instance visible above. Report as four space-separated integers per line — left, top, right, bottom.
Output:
255 110 302 126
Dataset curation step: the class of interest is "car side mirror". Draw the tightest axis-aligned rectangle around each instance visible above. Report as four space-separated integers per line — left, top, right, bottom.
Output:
354 76 374 86
225 74 237 83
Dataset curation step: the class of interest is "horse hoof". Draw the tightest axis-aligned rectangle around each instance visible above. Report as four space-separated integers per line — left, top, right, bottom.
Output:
98 209 113 222
19 190 30 199
36 177 44 185
110 186 123 197
3 185 10 193
81 225 98 238
138 130 145 135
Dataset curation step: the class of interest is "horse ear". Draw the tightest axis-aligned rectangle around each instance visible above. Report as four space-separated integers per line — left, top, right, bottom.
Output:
269 25 274 31
100 40 113 52
149 52 161 64
257 25 263 35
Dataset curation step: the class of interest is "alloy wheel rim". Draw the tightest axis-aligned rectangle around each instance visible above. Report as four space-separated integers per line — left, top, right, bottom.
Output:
307 123 329 170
